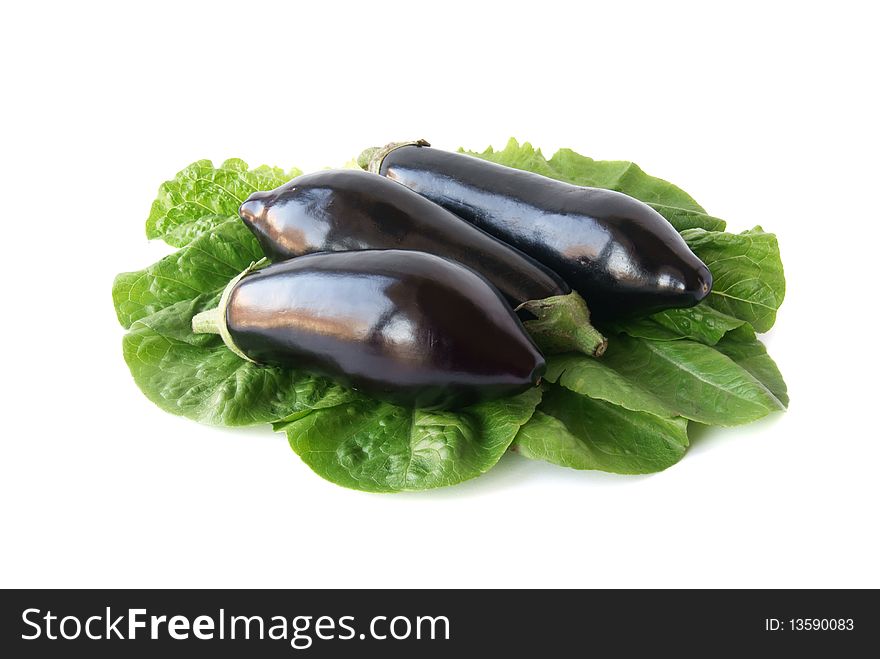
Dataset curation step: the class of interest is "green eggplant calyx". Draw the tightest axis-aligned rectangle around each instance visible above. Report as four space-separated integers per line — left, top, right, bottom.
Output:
191 258 269 364
519 292 607 358
358 139 431 174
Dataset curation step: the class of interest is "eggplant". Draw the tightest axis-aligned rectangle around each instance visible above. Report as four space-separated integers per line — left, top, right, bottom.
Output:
238 167 607 357
238 168 568 308
191 250 545 409
361 141 713 321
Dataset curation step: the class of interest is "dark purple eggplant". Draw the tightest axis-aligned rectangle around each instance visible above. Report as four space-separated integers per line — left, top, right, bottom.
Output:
361 141 713 321
191 250 545 410
238 168 606 356
238 168 568 308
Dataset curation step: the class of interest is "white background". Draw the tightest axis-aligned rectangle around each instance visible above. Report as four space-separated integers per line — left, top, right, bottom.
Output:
2 1 878 588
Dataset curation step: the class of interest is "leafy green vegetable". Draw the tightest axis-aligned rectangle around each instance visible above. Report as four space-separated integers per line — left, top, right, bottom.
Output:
601 317 685 342
161 213 234 249
146 158 299 247
114 142 788 490
543 353 674 418
715 333 789 407
682 226 786 333
646 204 727 233
599 335 785 425
463 138 726 232
113 218 262 328
547 147 705 213
648 305 748 345
512 387 689 474
124 294 357 426
512 330 784 473
608 305 748 346
280 387 541 492
540 334 783 429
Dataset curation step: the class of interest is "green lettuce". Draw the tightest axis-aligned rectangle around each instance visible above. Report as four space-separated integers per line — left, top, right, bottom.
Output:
146 158 299 247
513 389 689 475
114 142 788 490
278 388 541 492
715 332 789 407
682 226 786 333
113 218 263 328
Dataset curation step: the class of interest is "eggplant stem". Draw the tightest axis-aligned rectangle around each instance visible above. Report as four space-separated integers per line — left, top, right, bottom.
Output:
191 307 222 334
357 139 431 174
519 291 607 358
190 259 269 364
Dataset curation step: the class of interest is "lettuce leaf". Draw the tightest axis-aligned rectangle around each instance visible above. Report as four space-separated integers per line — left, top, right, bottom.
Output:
113 218 263 329
279 388 541 492
512 388 689 474
543 353 674 418
606 306 748 346
541 338 783 429
600 335 785 425
682 226 786 333
646 306 748 345
146 158 299 247
715 333 789 407
510 333 785 474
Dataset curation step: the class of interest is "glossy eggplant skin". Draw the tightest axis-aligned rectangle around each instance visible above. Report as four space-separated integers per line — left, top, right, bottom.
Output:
376 145 713 320
225 250 545 409
238 169 569 307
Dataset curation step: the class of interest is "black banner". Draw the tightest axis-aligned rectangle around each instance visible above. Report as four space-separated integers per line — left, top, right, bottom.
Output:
1 589 876 656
